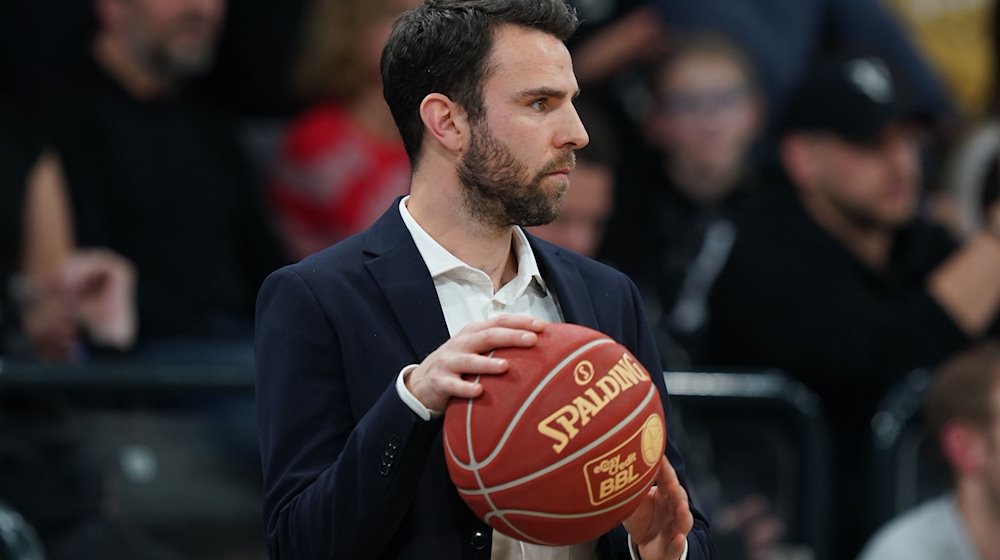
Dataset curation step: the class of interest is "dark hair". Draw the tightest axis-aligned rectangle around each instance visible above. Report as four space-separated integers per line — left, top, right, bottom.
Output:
380 0 579 164
648 31 760 100
925 342 1000 437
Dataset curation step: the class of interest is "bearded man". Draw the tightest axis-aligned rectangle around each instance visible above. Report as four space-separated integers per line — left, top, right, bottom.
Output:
36 0 284 355
254 1 712 559
703 54 1000 558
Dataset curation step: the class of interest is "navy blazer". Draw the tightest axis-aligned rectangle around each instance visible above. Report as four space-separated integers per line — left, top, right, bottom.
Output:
255 201 713 559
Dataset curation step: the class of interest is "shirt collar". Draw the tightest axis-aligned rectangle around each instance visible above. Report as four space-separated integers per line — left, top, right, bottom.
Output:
398 196 548 294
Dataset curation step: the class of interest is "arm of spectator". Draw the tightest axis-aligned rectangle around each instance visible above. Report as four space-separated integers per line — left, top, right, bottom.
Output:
17 151 79 361
572 6 668 85
927 201 1000 336
827 0 955 119
20 151 74 280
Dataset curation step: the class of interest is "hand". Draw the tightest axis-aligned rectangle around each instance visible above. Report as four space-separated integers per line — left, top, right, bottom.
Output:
20 277 80 362
623 457 694 560
405 314 545 411
60 249 137 349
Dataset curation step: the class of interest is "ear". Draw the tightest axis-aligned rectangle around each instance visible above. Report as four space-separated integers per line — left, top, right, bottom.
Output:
780 134 819 194
940 420 987 475
418 93 468 155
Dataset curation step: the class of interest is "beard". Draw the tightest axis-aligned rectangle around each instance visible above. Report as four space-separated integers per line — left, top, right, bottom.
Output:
127 16 220 81
822 184 914 233
457 119 575 230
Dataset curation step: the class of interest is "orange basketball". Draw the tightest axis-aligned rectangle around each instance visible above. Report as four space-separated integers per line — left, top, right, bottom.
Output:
443 322 667 546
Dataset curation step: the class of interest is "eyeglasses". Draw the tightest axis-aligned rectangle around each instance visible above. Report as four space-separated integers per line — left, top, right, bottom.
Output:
659 86 751 117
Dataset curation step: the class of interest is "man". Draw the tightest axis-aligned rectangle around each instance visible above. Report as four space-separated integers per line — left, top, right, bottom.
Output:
255 1 712 558
703 54 1000 556
859 342 1000 560
601 33 763 367
35 0 283 359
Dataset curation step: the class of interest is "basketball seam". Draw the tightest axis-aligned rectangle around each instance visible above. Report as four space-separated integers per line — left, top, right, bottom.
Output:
484 481 650 521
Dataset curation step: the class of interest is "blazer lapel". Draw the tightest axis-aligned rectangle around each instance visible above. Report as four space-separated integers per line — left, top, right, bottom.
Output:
360 209 600 358
362 201 450 361
527 233 600 331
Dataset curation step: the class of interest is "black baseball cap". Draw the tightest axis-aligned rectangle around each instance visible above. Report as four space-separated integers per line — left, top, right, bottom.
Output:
780 54 923 144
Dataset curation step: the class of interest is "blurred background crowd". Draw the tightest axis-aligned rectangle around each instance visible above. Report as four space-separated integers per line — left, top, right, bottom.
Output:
1 0 999 559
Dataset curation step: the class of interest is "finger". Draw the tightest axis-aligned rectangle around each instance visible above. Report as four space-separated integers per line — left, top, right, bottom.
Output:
445 353 510 376
460 326 540 354
432 374 485 400
656 457 686 498
461 314 546 335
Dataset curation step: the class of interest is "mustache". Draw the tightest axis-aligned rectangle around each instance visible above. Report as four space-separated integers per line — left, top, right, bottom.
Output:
536 152 576 179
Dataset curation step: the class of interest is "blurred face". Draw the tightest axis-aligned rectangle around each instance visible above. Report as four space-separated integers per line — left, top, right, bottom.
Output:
797 123 921 231
650 52 760 202
118 0 226 79
457 25 589 229
528 161 614 256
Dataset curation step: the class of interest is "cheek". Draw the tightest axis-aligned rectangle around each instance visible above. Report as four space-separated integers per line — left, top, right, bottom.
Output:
824 157 879 201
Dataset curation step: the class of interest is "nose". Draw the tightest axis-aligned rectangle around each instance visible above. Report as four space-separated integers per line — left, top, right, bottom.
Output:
557 104 590 151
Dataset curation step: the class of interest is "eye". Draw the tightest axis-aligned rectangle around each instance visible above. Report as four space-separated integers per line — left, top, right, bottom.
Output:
530 98 548 111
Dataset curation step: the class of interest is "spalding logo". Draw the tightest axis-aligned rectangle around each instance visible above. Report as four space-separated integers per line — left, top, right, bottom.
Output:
536 353 650 453
574 360 595 386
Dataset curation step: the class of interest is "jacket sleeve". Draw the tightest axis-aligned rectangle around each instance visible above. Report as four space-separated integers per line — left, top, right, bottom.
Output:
255 267 439 559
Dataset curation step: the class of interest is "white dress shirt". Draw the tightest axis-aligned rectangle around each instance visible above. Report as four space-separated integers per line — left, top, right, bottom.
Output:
393 197 685 560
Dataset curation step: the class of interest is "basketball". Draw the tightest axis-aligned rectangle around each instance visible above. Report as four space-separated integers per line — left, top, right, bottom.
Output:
443 322 667 546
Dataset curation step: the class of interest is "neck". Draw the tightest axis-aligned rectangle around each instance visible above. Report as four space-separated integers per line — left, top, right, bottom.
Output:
957 478 1000 559
93 34 170 100
800 195 894 271
348 85 400 143
406 173 519 291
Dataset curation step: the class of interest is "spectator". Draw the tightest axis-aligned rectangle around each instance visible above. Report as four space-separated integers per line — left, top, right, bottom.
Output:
35 0 285 362
0 97 136 362
267 0 419 260
703 53 1000 556
601 33 763 367
859 342 1000 560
